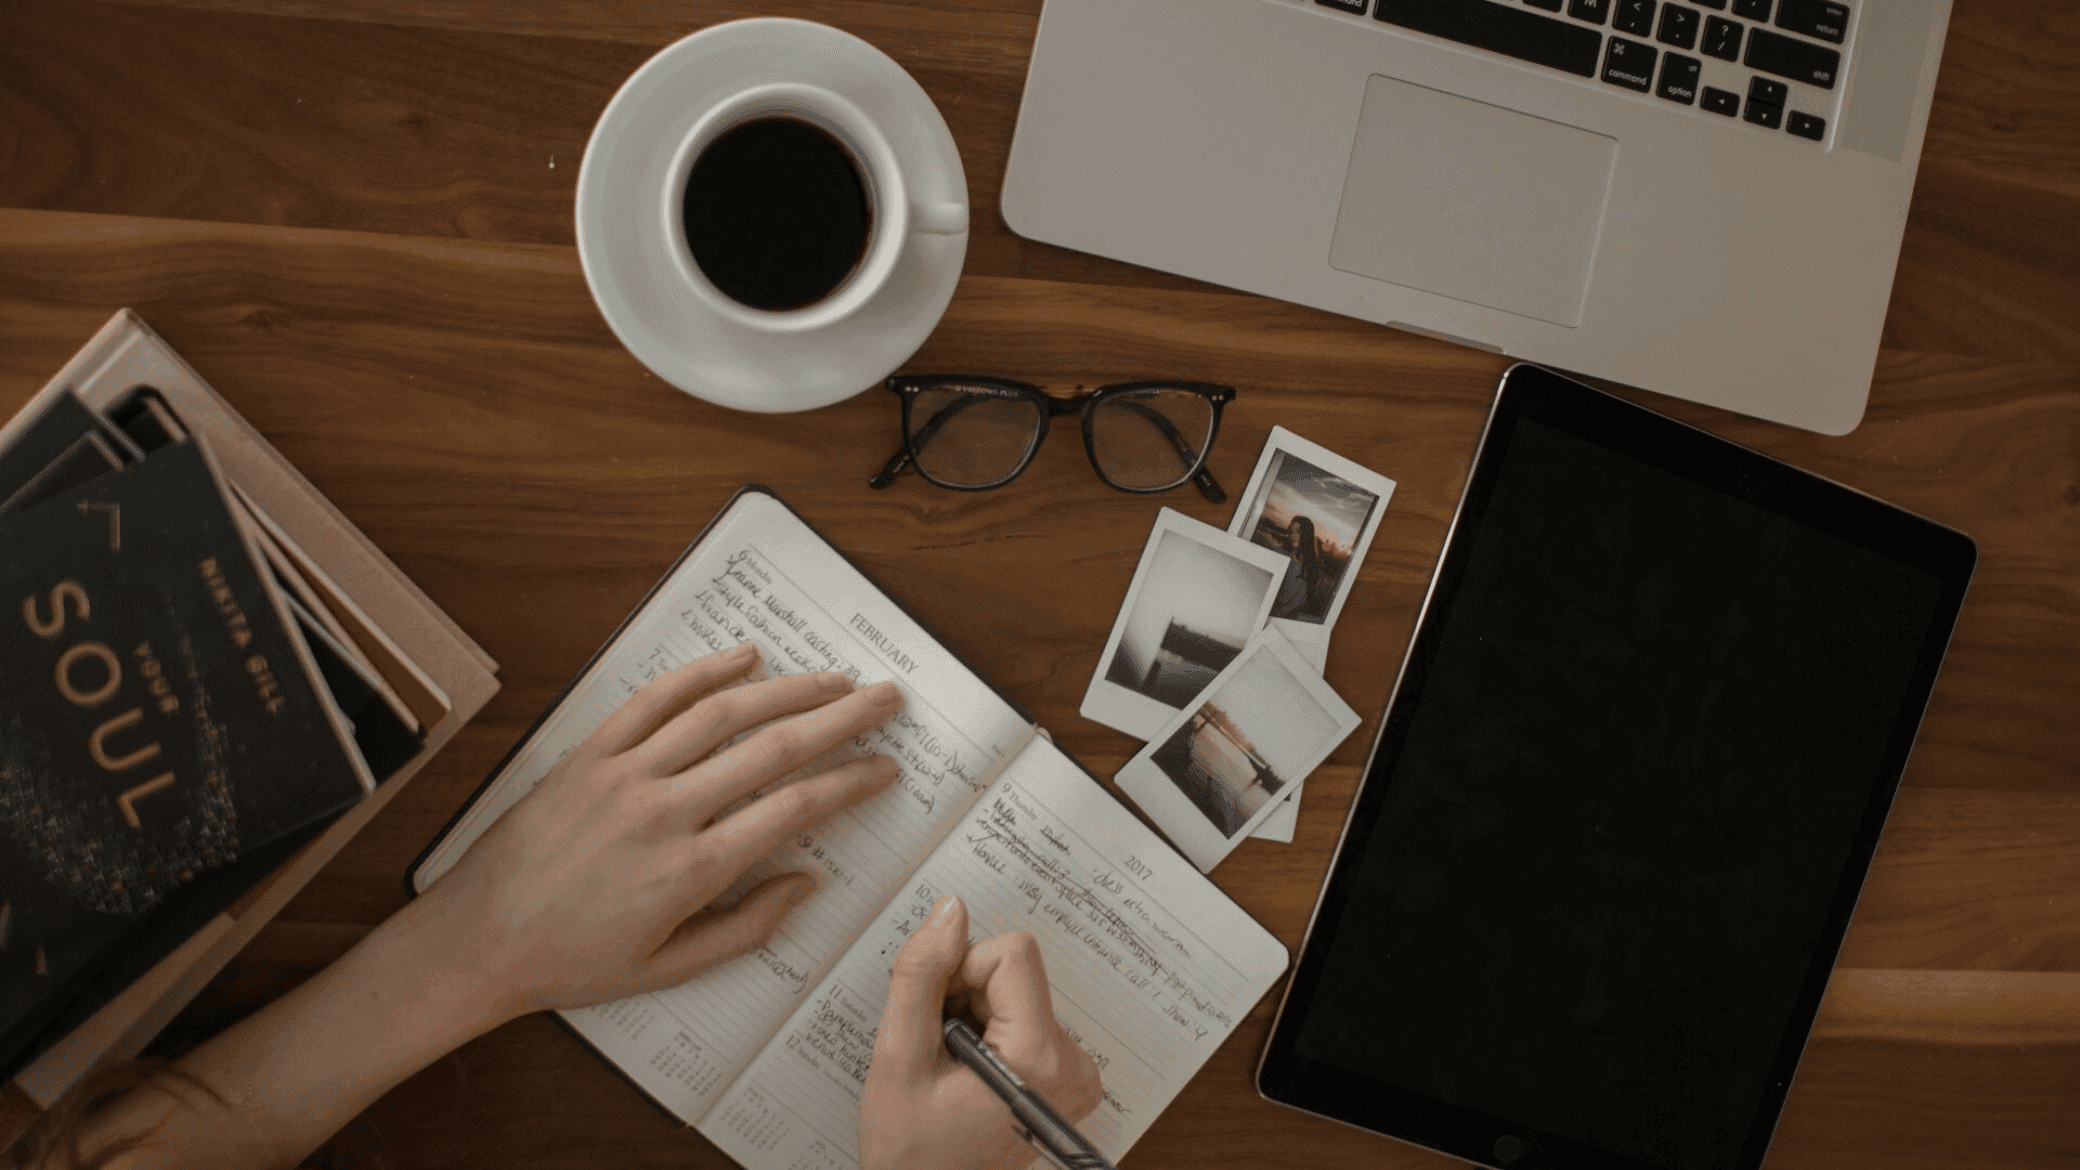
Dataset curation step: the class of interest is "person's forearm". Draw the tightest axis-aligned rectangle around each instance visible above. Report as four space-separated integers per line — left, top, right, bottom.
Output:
43 655 903 1170
69 892 514 1170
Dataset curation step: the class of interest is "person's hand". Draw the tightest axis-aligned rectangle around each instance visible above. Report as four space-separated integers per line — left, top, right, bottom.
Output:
415 642 904 1021
860 894 1104 1170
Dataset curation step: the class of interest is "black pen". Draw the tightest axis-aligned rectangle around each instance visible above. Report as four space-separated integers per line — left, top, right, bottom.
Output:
942 1016 1117 1170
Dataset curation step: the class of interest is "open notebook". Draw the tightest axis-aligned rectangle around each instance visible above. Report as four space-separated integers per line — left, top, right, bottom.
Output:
410 487 1288 1170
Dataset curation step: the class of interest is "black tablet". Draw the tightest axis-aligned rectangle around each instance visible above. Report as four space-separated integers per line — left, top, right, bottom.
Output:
1256 365 1976 1170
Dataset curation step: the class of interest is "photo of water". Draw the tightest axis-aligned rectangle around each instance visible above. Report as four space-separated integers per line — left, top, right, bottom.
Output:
1149 644 1343 838
1110 619 1242 707
1104 528 1276 707
1151 701 1281 836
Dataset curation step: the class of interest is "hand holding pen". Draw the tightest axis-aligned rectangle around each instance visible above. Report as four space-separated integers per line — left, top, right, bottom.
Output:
861 894 1109 1170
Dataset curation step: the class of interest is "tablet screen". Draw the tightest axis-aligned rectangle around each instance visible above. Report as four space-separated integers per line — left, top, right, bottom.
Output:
1259 367 1974 1170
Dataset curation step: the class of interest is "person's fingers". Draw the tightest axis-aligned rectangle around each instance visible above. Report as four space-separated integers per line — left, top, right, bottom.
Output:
672 681 904 824
873 894 969 1080
642 872 818 988
961 932 1101 1118
578 644 759 762
960 931 1058 1061
636 669 860 776
1054 1034 1105 1121
697 755 901 872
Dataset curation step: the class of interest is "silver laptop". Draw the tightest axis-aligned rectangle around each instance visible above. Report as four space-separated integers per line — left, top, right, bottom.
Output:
1001 0 1952 435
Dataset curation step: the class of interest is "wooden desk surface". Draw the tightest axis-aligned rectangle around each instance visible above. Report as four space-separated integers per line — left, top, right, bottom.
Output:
1 2 2073 1167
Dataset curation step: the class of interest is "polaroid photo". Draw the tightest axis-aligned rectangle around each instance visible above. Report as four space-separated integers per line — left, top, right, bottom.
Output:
1251 782 1300 842
1081 508 1290 742
1117 626 1360 872
1227 427 1396 660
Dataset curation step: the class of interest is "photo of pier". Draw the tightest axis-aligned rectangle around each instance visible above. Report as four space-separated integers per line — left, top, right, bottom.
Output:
1148 644 1345 838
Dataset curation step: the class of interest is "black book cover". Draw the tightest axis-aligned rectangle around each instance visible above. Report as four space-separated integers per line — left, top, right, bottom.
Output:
0 392 111 498
109 385 425 781
5 388 422 1079
0 440 369 1065
104 386 187 455
11 814 331 1080
0 391 142 518
287 600 424 784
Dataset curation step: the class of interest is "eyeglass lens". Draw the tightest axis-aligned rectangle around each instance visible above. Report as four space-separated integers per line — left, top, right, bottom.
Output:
906 385 1215 490
909 387 1045 488
1089 389 1216 490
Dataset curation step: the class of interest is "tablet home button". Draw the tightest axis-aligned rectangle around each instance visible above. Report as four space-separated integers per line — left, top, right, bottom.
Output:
1494 1135 1525 1163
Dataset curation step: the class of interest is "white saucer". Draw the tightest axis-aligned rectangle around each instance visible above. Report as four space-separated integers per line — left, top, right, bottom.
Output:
575 19 968 413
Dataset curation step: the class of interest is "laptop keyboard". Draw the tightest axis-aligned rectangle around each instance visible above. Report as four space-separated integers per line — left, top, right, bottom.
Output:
1318 0 1850 143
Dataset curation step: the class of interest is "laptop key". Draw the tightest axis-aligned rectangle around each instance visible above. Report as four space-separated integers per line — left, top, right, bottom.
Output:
1656 4 1699 48
1775 0 1848 43
1732 0 1770 18
1526 0 1565 11
1701 85 1740 114
1602 36 1657 90
1786 110 1826 139
1614 0 1656 35
1373 0 1605 76
1748 75 1788 104
1315 0 1369 12
1743 95 1784 128
1568 0 1613 25
1702 15 1743 59
1655 52 1701 102
1746 27 1839 86
1692 0 1726 8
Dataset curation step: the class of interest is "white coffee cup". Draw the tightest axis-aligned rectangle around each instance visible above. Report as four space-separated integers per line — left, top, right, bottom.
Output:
661 81 967 335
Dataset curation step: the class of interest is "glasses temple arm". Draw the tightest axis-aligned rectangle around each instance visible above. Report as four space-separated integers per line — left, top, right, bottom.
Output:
868 444 912 489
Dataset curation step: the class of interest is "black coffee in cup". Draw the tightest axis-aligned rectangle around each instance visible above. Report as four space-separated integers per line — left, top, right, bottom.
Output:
680 116 873 312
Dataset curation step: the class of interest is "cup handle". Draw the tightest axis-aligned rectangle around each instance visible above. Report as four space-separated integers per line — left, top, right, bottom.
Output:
912 200 969 236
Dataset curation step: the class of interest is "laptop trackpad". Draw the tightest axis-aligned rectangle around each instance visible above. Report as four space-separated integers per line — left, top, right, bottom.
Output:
1329 75 1617 328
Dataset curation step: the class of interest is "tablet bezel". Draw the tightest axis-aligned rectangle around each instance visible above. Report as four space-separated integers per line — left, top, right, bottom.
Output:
1255 364 1976 1170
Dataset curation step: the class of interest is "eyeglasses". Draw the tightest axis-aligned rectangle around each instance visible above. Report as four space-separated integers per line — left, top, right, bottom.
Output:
868 376 1234 502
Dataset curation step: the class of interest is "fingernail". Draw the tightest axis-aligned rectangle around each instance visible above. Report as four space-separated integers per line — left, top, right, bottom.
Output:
871 680 903 707
931 894 960 925
729 642 756 658
817 671 853 691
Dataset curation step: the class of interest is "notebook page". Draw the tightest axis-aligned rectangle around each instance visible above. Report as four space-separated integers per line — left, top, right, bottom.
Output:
412 491 1036 1121
701 738 1290 1170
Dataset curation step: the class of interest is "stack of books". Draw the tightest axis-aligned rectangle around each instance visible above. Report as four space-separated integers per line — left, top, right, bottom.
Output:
0 312 498 1129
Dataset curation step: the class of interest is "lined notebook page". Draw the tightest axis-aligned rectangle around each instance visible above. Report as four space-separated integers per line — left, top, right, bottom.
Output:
703 739 1290 1170
413 491 1035 1121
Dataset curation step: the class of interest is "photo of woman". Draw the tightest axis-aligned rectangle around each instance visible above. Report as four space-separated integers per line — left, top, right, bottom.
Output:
1242 452 1376 625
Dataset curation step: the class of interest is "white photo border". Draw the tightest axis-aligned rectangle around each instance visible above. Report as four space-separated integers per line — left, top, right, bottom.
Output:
1079 507 1289 742
1115 627 1360 872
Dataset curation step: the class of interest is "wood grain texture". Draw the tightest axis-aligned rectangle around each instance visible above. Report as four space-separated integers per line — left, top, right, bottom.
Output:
0 0 1215 297
1 0 2076 1165
1769 972 2080 1170
1882 0 2080 364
